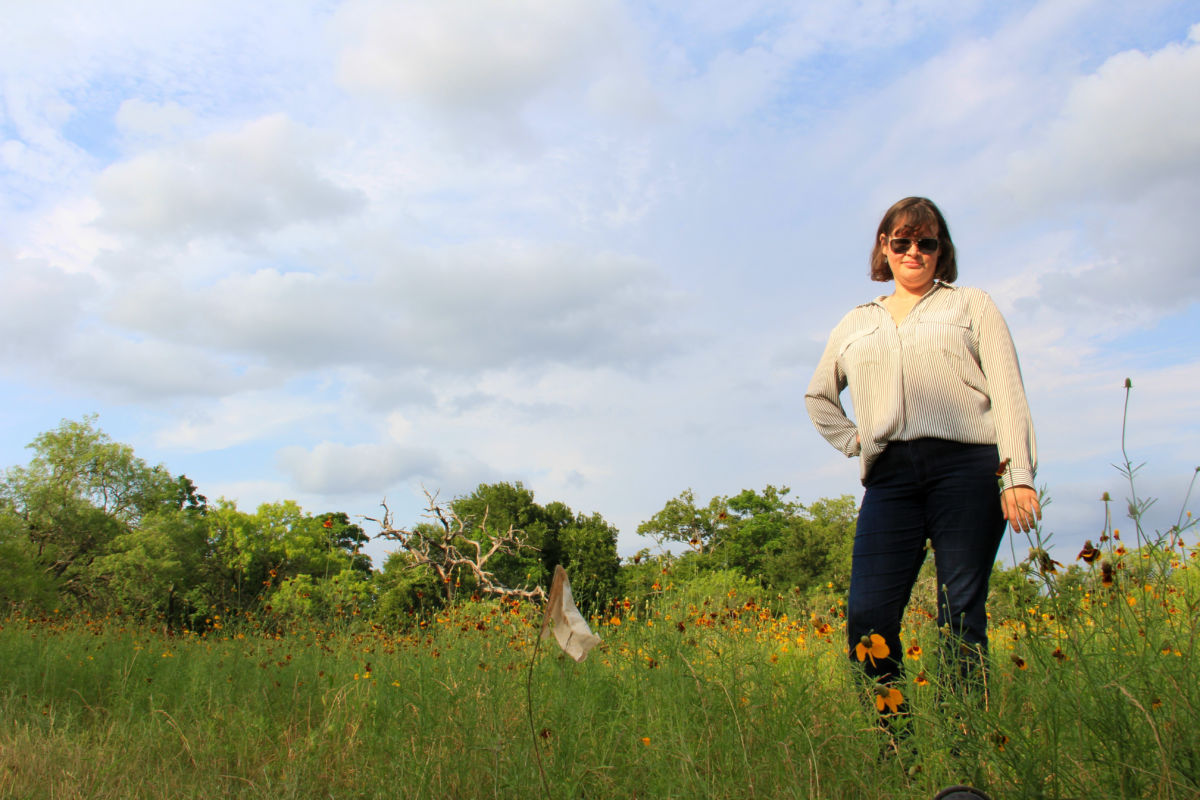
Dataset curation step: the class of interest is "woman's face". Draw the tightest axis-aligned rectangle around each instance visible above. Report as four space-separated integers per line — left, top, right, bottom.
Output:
880 220 939 295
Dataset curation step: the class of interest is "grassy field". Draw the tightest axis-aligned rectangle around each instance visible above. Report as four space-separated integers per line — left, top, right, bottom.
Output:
2 516 1198 800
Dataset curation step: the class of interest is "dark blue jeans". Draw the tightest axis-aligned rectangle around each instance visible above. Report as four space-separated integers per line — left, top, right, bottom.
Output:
847 438 1006 691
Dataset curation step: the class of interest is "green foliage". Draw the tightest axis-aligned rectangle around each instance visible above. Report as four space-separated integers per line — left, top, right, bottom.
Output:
446 482 621 610
451 481 553 591
373 551 446 622
0 507 58 611
615 549 676 603
636 487 724 553
0 416 180 606
638 486 856 599
665 566 767 609
87 508 209 622
267 571 374 623
2 418 854 630
555 510 620 614
198 500 371 618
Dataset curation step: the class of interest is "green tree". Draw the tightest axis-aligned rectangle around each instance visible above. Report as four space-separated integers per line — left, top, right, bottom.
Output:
202 500 367 617
373 483 621 609
317 511 372 574
717 486 801 576
758 494 856 599
268 570 374 623
451 484 622 608
0 417 180 606
88 508 209 623
638 487 856 599
557 509 621 613
372 551 444 622
451 482 552 591
636 488 728 554
0 504 58 610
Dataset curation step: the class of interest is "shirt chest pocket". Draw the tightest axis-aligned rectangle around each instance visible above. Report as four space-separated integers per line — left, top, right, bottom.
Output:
837 324 884 385
914 310 986 391
915 310 976 359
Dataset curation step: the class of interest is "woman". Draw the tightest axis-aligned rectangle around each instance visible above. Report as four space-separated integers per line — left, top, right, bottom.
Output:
805 197 1039 698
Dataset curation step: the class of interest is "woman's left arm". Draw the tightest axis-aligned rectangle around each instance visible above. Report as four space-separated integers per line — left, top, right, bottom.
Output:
974 291 1038 493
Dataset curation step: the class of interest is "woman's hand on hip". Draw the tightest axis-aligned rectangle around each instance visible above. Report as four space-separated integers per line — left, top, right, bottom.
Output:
1001 486 1041 533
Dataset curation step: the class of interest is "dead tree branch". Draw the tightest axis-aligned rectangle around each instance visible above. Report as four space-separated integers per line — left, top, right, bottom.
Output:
366 489 546 603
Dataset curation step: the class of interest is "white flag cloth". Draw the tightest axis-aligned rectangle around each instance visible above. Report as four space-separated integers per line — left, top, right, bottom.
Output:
540 565 601 662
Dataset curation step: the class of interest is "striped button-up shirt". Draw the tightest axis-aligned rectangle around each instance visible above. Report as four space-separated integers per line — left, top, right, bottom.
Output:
805 282 1036 491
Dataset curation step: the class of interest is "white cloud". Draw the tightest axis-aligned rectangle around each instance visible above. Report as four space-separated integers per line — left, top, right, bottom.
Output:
155 391 332 451
104 242 684 378
277 441 443 494
334 0 626 113
95 114 365 242
385 412 412 442
58 334 255 401
1005 24 1200 205
115 99 195 141
0 253 96 362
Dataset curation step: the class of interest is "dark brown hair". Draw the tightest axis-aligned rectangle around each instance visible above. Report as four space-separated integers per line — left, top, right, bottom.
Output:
869 197 957 283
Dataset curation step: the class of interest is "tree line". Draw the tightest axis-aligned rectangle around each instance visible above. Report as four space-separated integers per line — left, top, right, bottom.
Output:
0 417 858 628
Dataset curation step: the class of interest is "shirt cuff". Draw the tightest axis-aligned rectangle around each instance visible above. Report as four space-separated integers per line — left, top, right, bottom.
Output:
999 466 1035 493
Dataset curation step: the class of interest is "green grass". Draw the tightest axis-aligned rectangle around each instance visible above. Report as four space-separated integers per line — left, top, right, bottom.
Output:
3 537 1199 800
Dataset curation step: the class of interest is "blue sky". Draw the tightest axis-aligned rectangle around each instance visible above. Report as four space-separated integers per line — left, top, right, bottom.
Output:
3 0 1199 568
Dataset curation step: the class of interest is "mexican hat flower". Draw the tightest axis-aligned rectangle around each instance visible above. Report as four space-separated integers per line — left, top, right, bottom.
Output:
854 633 889 667
873 684 904 714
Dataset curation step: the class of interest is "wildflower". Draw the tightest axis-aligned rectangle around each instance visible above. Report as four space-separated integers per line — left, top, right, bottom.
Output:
1115 544 1128 557
854 633 889 667
640 737 651 746
1076 540 1100 564
609 616 622 626
914 670 930 687
906 643 922 660
995 457 1011 477
1029 547 1063 574
873 684 904 713
991 732 1010 751
1010 653 1027 670
1051 647 1067 662
1100 561 1115 587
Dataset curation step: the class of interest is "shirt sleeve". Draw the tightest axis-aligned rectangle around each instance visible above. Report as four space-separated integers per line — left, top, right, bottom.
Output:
973 291 1037 491
805 320 861 458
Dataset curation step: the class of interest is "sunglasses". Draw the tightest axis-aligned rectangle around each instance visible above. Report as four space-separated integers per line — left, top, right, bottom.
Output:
888 237 940 255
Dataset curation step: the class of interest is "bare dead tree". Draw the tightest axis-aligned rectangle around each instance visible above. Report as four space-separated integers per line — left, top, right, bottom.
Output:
367 489 546 603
